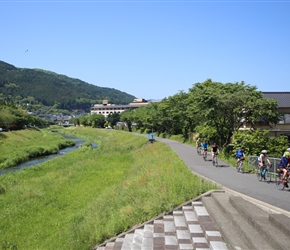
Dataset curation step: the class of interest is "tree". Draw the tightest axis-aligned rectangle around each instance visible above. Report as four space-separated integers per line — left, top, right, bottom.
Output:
187 79 280 146
140 103 159 134
157 92 194 139
106 113 120 127
71 118 80 126
80 116 90 127
90 114 105 128
0 103 46 130
120 110 135 132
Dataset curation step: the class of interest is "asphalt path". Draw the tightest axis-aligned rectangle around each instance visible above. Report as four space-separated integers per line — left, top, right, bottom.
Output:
144 136 290 213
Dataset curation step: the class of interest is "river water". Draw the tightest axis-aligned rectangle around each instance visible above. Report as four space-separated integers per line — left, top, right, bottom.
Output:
0 137 97 176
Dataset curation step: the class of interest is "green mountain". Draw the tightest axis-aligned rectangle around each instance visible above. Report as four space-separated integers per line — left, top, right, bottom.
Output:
0 61 136 113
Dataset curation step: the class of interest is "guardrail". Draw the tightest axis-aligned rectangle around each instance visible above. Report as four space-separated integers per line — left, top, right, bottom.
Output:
248 155 280 178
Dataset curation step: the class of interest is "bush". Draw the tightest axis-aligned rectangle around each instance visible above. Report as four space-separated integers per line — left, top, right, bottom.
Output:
169 134 184 143
0 185 6 194
159 132 168 138
232 129 288 158
79 141 93 149
223 144 234 158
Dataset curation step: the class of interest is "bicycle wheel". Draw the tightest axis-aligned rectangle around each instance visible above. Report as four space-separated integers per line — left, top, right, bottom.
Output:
276 179 285 190
215 157 218 167
204 151 207 161
236 161 243 173
256 166 262 181
240 162 244 173
262 169 269 182
276 173 285 190
236 162 240 172
268 171 272 183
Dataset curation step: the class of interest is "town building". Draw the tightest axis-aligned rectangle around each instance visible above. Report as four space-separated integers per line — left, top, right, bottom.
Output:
241 92 290 139
260 92 290 138
90 98 149 117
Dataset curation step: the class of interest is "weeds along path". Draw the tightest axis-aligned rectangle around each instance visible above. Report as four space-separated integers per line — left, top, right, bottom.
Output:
0 128 217 250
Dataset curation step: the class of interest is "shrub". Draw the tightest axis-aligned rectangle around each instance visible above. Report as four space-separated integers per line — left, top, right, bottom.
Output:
232 129 288 158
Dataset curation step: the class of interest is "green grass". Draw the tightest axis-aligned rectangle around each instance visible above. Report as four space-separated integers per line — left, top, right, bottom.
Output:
0 127 218 250
0 128 75 170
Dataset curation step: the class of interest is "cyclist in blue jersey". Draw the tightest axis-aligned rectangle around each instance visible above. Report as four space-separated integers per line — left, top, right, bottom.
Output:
201 140 208 157
282 148 290 165
278 152 290 186
235 147 245 166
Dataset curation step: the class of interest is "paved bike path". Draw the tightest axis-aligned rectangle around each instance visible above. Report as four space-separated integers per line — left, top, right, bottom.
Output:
95 134 290 249
154 137 290 214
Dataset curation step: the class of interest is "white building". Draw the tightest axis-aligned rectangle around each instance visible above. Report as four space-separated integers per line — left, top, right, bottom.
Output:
90 98 149 117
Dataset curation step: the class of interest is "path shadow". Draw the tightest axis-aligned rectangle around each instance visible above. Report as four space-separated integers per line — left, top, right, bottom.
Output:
215 164 230 168
238 171 253 174
207 159 230 168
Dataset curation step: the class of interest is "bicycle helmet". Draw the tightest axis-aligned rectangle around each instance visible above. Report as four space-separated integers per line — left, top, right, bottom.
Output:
261 150 267 154
286 148 290 152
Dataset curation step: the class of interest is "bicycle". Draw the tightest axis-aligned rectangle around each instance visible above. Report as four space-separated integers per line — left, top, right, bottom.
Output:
203 149 208 161
236 158 245 173
212 152 218 167
256 164 271 182
276 167 290 190
197 146 201 155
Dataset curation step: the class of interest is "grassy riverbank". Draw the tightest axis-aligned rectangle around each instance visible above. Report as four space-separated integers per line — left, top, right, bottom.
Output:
0 127 218 250
0 128 75 170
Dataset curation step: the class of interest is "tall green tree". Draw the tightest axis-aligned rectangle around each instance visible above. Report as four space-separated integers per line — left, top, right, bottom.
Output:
107 113 120 127
187 79 280 146
140 102 160 133
89 114 106 128
158 92 195 139
120 110 135 132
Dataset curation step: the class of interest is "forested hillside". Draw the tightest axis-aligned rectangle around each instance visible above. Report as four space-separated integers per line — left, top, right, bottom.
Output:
0 61 136 112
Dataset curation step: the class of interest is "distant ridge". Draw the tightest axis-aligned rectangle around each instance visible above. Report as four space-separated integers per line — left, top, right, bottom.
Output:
0 60 136 112
147 99 163 102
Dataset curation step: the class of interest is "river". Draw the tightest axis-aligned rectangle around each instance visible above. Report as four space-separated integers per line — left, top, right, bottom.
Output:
0 136 97 176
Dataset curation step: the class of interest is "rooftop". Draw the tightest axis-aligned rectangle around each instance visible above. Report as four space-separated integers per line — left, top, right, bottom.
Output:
263 92 290 108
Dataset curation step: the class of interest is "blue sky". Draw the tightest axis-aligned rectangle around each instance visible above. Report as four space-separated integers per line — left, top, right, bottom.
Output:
1 0 290 100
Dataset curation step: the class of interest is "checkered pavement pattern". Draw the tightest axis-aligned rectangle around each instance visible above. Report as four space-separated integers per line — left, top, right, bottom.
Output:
95 201 228 250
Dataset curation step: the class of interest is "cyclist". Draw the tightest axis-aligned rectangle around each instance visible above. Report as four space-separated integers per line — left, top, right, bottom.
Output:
211 143 219 162
235 147 245 166
148 132 154 141
258 150 272 169
283 148 290 156
278 152 290 188
283 148 290 163
201 140 208 158
196 138 201 153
